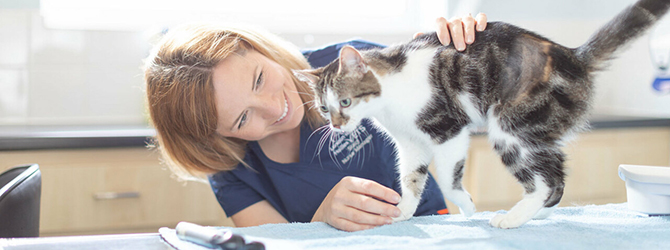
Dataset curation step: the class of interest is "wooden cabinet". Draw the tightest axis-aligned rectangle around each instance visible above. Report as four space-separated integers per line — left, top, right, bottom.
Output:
0 148 233 236
441 127 670 214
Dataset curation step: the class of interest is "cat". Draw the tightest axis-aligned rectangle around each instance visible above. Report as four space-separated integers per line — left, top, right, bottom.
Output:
294 0 670 229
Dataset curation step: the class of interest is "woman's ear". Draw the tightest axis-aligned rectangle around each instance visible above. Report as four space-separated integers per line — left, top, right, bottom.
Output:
292 69 320 86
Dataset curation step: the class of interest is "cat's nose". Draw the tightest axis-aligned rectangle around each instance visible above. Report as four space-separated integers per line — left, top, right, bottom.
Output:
332 124 341 129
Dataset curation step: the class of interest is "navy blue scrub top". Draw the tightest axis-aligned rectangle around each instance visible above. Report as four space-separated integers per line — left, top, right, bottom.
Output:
208 40 447 223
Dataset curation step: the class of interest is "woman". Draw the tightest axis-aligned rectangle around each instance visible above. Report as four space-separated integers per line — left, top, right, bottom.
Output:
144 14 487 232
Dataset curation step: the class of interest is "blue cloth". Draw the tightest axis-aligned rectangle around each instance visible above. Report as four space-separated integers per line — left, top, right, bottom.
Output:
301 39 386 68
159 203 670 250
208 40 446 222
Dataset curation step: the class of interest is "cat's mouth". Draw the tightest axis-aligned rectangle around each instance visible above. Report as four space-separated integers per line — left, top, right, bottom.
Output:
274 92 290 125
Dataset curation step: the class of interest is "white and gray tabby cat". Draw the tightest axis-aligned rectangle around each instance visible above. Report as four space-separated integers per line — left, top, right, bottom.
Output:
294 0 670 229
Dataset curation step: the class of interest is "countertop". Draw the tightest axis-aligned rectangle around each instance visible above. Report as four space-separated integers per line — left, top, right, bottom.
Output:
1 115 670 151
0 125 155 151
0 233 170 250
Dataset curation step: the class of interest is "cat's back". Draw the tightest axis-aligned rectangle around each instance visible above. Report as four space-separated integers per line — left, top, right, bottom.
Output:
405 22 554 52
364 21 582 100
365 21 566 78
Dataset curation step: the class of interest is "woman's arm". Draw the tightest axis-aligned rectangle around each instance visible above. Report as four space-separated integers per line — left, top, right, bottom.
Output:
230 200 289 227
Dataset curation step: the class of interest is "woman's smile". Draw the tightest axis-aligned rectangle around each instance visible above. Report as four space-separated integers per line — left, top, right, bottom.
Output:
274 92 290 125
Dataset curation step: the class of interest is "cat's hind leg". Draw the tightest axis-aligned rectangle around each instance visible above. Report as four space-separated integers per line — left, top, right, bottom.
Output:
392 136 433 222
489 142 566 229
533 204 558 219
433 128 476 217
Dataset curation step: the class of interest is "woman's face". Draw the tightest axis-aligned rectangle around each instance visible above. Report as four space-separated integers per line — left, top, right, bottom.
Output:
212 49 305 141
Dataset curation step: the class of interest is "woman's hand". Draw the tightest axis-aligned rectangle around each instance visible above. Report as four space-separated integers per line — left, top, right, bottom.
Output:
312 176 402 232
415 13 488 51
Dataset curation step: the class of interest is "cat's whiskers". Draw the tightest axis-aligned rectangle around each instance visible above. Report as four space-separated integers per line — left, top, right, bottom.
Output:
307 125 330 164
327 128 345 170
362 124 376 158
294 100 316 113
289 89 316 96
361 128 372 170
289 90 317 101
313 125 331 167
353 128 366 169
345 129 356 169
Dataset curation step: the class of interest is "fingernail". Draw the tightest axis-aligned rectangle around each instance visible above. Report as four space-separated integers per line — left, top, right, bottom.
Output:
441 36 450 46
392 195 400 203
467 37 473 44
385 218 393 224
457 43 465 51
394 209 401 217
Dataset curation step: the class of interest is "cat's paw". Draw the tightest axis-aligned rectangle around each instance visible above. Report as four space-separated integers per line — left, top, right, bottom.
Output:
444 190 476 217
459 202 476 217
392 212 413 222
392 197 418 222
489 213 527 229
533 206 556 220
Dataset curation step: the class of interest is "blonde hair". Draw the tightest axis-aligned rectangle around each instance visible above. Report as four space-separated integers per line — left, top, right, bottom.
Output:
144 24 323 180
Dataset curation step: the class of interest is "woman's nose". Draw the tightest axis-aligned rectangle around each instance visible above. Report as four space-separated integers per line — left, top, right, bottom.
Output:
254 95 282 120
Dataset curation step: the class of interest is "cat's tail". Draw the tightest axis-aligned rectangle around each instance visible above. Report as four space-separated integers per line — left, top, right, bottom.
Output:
576 0 670 70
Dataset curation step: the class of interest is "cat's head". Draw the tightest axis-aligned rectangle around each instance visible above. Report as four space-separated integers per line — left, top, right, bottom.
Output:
294 46 381 132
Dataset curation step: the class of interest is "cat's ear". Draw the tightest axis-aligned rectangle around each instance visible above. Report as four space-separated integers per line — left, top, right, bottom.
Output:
292 69 320 86
338 46 367 76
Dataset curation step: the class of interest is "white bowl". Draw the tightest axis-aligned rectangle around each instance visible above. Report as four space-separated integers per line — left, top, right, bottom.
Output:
618 164 670 215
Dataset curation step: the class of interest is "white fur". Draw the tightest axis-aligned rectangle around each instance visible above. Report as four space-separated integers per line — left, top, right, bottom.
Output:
432 128 476 217
371 48 437 130
458 93 485 127
325 88 338 108
489 177 552 228
486 110 529 159
486 110 521 147
534 204 558 219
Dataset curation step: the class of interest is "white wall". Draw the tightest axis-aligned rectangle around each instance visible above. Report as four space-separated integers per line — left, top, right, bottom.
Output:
0 3 418 127
0 8 150 125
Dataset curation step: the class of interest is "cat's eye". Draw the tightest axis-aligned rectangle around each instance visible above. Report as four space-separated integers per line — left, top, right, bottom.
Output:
319 105 329 113
340 98 352 108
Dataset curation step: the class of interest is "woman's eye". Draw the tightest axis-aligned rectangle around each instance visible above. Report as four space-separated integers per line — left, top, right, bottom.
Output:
238 112 248 129
319 106 329 113
255 71 264 89
340 98 351 107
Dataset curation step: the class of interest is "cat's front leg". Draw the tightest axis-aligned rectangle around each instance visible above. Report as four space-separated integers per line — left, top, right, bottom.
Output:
392 137 432 222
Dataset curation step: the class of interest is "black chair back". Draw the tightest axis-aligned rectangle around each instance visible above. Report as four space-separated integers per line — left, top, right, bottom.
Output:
0 164 42 238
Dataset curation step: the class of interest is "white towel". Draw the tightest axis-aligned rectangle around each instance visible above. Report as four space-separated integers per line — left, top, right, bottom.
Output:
159 203 670 250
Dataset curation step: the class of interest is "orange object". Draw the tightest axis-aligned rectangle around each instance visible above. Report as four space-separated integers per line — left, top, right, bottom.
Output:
437 208 449 215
